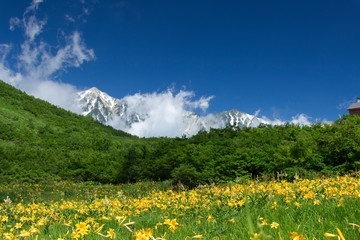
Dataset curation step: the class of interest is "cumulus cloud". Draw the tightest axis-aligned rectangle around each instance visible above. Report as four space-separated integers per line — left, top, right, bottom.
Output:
0 0 95 112
107 96 323 138
260 113 329 127
290 114 312 125
110 90 213 138
100 87 331 137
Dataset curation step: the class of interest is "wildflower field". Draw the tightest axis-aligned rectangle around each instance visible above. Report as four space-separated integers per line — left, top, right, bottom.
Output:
1 174 360 240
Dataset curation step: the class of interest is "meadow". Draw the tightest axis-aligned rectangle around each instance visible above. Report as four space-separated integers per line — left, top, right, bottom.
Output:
1 174 360 240
2 79 360 240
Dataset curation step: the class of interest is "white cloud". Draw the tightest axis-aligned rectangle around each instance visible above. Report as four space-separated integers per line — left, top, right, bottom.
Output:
26 0 44 12
112 90 213 137
65 14 75 22
0 44 23 85
260 113 328 127
107 98 323 137
0 44 12 61
9 18 21 31
27 80 81 113
187 95 214 112
10 0 46 41
0 0 95 112
69 31 95 66
64 2 94 24
260 116 285 126
290 113 312 126
24 15 47 42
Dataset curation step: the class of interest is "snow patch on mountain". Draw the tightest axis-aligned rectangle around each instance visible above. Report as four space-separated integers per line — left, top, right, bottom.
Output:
77 87 270 137
78 87 127 123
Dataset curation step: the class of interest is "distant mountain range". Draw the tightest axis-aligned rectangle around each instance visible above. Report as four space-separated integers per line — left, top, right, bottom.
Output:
77 87 269 136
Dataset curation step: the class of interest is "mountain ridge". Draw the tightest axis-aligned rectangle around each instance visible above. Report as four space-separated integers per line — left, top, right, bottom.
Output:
77 87 269 136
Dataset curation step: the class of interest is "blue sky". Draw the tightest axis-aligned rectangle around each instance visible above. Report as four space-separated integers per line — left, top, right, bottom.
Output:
1 0 360 122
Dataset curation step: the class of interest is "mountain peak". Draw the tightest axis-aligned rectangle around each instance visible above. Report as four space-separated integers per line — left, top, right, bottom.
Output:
80 87 112 100
89 87 100 92
76 87 270 137
77 87 126 123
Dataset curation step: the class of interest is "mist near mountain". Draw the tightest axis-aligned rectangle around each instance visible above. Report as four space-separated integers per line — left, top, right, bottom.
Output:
78 87 216 137
77 87 316 138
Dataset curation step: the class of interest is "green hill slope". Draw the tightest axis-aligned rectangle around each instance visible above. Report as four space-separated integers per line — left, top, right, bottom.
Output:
0 80 145 183
1 80 360 186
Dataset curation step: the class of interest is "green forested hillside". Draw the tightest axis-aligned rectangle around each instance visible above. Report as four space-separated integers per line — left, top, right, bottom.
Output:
0 80 142 183
1 80 360 185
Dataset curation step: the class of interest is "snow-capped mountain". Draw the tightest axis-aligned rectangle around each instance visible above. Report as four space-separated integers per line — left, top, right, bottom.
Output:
77 87 269 136
78 87 145 126
78 87 126 123
212 109 268 128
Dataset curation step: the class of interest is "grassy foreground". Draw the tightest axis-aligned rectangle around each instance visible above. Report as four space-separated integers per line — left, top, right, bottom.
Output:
1 175 360 239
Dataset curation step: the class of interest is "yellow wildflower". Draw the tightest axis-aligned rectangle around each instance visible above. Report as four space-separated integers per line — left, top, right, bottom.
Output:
29 226 40 234
336 228 345 240
98 215 111 220
70 231 80 239
250 233 260 239
324 232 337 237
75 222 89 236
123 221 135 226
15 223 22 229
290 232 306 240
133 228 153 240
115 216 126 223
261 219 268 226
3 233 15 240
192 235 204 239
207 214 215 222
271 222 279 229
1 215 8 222
19 230 31 237
107 228 116 239
164 218 179 232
